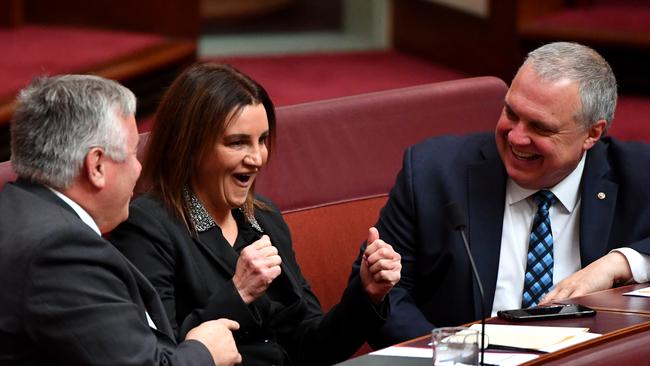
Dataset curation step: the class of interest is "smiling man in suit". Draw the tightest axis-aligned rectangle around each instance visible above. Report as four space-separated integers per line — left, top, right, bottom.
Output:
350 42 650 348
0 74 241 365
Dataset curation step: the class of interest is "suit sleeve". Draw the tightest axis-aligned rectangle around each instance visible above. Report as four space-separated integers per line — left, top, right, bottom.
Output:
593 139 650 277
264 209 389 366
349 146 434 349
24 227 213 366
110 199 262 340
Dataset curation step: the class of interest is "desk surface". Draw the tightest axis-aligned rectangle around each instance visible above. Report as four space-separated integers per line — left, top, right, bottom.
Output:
556 283 650 315
336 284 650 366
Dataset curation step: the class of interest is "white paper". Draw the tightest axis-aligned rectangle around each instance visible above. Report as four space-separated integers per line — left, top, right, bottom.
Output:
370 346 431 358
540 332 601 353
623 286 650 297
469 324 600 351
370 347 538 365
482 352 539 366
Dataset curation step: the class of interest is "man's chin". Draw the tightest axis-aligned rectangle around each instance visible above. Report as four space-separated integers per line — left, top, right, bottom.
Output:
507 169 541 190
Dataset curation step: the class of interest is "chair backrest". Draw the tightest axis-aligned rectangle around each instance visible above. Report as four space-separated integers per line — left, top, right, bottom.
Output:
0 160 15 189
255 76 508 311
255 76 507 213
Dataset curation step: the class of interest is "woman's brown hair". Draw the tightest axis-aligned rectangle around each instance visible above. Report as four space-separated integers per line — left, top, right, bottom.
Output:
142 62 276 230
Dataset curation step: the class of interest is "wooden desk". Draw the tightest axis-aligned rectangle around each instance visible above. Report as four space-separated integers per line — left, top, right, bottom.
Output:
556 283 650 315
336 285 650 365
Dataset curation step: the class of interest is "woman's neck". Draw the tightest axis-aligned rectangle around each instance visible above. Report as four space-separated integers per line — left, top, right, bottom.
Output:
215 211 238 246
193 188 239 246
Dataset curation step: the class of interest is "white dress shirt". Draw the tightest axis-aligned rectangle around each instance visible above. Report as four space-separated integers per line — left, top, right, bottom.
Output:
491 154 650 315
48 187 101 236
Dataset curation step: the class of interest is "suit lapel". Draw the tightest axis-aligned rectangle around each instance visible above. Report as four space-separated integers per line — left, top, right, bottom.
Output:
122 256 176 340
190 231 238 277
579 142 617 266
467 141 507 319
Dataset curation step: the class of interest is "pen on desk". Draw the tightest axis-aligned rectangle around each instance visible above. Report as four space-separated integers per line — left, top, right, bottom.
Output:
487 344 549 354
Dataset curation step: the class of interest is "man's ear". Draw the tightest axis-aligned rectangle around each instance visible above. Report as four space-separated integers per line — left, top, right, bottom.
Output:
84 147 106 189
583 120 607 150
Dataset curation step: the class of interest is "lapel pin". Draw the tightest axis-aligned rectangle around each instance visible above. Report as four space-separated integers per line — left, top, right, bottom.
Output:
597 192 606 200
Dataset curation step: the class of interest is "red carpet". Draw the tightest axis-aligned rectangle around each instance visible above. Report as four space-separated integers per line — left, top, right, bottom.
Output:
205 50 466 106
142 50 650 144
0 26 165 100
138 50 466 132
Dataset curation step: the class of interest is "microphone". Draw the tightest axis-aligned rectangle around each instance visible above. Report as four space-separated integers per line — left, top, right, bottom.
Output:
445 203 486 366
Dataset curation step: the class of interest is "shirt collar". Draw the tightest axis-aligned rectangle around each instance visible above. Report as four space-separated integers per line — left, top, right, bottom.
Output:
47 187 102 236
507 152 586 213
182 187 264 233
183 187 217 232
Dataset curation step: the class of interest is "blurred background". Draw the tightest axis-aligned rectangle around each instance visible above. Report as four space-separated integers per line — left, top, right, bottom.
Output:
2 0 650 160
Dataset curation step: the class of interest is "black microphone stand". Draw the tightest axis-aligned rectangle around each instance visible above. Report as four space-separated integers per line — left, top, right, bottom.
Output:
446 203 486 366
457 228 486 366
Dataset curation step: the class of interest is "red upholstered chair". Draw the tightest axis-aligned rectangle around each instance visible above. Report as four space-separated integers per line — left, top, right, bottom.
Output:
0 160 15 190
255 76 508 313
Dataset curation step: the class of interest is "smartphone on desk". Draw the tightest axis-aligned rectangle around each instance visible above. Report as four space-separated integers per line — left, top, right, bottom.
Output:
497 304 596 322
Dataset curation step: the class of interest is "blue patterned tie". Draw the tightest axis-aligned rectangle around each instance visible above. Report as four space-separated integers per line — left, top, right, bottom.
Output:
522 190 557 308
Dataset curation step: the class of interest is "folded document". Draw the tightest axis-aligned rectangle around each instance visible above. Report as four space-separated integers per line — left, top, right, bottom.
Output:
469 324 601 353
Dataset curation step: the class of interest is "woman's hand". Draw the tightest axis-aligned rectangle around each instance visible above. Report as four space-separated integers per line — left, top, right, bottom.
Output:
360 227 402 304
233 235 282 304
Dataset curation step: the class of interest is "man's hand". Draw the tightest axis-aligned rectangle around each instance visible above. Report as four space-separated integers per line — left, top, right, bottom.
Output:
186 318 242 366
360 227 402 304
233 235 282 304
539 252 632 305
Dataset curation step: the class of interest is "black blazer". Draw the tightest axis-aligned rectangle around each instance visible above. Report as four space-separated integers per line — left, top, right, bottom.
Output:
350 133 650 348
0 181 213 365
110 194 387 366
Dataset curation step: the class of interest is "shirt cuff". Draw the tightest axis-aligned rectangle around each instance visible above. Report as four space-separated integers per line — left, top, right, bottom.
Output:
612 247 650 283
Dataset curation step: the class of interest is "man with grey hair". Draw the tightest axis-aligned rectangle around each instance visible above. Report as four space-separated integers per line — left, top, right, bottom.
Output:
350 41 650 348
0 74 242 365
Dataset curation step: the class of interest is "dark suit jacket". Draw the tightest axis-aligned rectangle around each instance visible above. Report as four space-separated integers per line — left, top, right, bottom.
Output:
0 181 213 366
350 132 650 348
110 194 387 366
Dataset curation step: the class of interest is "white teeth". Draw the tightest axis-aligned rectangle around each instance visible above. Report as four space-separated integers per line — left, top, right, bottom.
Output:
511 147 536 159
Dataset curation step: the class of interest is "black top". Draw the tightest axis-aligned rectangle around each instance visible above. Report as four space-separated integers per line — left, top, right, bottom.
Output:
110 192 388 366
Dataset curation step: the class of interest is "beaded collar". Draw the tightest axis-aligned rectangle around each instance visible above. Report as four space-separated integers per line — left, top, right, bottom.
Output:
182 187 263 233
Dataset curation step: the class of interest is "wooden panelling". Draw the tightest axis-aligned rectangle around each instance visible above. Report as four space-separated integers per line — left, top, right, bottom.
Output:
515 0 566 29
201 0 342 33
23 0 199 37
392 0 523 82
0 39 196 160
0 0 23 27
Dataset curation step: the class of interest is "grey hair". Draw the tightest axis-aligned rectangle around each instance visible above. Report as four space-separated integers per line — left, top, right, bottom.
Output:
524 42 617 131
10 74 136 189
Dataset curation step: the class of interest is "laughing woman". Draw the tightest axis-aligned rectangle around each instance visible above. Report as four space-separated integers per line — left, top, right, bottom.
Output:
109 63 401 366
